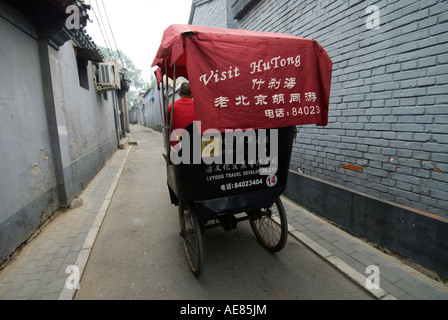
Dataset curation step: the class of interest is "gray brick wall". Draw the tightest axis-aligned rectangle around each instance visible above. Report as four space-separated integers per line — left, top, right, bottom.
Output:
190 0 229 27
189 0 448 217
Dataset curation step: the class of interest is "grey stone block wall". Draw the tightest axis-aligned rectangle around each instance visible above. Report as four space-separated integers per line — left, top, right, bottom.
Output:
0 2 119 265
190 0 229 27
190 0 448 217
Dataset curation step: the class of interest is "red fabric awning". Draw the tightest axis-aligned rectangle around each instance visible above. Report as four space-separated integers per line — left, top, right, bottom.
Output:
152 24 333 132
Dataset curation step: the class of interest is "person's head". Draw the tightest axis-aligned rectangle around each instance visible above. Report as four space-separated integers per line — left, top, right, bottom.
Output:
179 82 192 99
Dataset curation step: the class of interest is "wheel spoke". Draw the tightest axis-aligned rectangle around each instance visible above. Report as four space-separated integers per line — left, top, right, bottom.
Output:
250 199 288 252
179 200 204 277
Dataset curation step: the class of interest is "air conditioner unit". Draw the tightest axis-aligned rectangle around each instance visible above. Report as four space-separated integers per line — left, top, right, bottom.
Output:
93 61 121 92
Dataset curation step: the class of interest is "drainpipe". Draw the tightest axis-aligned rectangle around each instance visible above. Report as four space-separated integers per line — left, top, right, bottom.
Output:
112 90 121 145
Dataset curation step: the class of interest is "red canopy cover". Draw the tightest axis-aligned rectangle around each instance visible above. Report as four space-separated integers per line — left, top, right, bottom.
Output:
152 24 333 132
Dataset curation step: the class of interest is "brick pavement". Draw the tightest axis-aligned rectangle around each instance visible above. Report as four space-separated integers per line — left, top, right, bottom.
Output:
0 127 447 300
0 141 131 300
282 197 448 300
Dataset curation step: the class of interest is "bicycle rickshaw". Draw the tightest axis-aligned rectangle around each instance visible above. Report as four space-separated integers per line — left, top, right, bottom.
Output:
152 24 332 277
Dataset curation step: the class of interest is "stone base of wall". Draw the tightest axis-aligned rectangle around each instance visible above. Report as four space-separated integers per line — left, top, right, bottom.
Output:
0 138 117 267
65 137 117 201
284 170 448 278
0 187 59 266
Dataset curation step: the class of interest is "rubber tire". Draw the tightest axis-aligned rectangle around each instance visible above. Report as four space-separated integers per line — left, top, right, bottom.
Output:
249 198 288 252
178 199 204 277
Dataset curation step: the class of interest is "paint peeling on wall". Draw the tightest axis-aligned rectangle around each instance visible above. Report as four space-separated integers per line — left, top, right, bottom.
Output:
30 164 41 175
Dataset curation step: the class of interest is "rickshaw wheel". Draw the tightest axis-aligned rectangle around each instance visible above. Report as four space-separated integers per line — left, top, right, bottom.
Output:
178 199 204 277
249 198 288 253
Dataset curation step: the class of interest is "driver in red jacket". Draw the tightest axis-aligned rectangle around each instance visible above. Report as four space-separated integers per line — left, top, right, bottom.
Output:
168 82 196 148
168 82 196 131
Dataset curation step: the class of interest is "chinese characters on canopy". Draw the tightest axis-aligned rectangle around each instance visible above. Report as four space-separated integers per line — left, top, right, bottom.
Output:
213 76 320 120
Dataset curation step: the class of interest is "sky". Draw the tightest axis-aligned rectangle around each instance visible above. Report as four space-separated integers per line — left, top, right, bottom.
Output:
85 0 193 83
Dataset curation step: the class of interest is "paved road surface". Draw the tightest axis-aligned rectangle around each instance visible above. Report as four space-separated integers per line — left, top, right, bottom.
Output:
75 125 373 300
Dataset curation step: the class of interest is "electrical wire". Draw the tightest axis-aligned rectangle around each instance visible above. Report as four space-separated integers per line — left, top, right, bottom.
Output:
99 0 125 68
85 0 115 60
